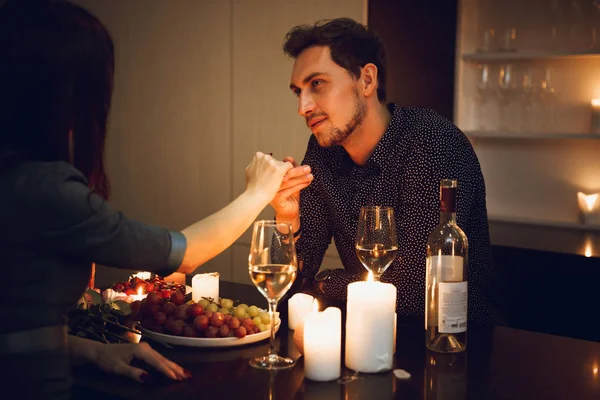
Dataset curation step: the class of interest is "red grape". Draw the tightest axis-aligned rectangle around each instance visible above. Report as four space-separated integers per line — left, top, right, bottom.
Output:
194 315 209 331
175 304 190 320
228 317 240 329
182 324 198 337
162 302 177 317
209 312 224 328
205 326 219 338
153 311 167 326
187 304 204 318
170 291 185 306
219 324 230 338
235 326 247 339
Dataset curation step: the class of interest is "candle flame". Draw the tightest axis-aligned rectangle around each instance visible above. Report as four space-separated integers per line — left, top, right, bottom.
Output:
137 286 144 296
592 98 600 107
367 270 374 282
578 192 599 212
594 365 599 376
312 299 319 312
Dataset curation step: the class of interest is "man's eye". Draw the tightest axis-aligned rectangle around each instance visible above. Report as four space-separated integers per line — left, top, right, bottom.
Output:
293 89 301 97
311 80 323 88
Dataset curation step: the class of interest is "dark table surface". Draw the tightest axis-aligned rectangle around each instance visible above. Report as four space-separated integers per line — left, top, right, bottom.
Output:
73 281 600 400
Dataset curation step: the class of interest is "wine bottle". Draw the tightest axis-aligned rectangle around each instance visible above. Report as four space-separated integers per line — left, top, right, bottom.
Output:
425 179 468 353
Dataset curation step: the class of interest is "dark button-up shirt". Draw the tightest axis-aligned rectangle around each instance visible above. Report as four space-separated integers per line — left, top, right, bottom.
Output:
295 104 502 324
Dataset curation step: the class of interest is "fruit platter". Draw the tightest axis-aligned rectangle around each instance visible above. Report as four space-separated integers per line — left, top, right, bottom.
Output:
72 272 279 348
136 293 281 348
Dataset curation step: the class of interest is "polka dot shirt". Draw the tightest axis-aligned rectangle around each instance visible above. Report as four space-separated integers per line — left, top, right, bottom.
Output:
295 104 503 325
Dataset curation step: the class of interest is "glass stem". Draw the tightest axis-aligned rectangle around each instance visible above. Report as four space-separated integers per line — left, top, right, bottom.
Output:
268 299 278 358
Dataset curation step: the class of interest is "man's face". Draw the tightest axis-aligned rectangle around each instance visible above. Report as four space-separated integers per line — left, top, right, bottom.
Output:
289 46 366 148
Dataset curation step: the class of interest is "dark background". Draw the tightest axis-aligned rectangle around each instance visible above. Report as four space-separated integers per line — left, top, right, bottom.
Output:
368 0 600 343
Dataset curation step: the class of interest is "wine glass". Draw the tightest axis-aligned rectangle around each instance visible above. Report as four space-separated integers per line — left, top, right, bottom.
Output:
355 206 398 281
248 220 298 370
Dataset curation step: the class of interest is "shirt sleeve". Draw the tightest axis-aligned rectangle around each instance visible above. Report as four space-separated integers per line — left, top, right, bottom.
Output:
295 139 333 292
31 163 186 277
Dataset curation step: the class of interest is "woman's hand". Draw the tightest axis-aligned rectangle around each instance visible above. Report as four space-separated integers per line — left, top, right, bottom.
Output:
245 152 293 203
95 341 191 383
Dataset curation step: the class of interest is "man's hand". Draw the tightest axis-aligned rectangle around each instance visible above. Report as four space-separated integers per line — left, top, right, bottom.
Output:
270 156 313 220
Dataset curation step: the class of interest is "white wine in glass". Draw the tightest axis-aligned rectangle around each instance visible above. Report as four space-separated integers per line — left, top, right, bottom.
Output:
355 206 398 281
248 220 298 370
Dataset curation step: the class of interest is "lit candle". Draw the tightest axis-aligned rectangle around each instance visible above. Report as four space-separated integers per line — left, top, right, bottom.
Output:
303 300 342 382
130 286 147 302
577 192 600 225
591 99 600 134
287 293 314 330
192 272 219 302
345 271 397 373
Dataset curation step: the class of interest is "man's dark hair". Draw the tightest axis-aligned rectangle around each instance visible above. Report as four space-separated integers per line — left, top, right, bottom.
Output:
283 18 387 102
0 0 114 198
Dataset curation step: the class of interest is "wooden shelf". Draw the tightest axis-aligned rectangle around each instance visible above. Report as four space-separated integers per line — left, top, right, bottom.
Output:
464 131 600 140
462 51 600 63
488 215 600 232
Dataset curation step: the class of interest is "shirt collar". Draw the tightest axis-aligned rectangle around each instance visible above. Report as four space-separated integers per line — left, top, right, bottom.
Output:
337 103 402 175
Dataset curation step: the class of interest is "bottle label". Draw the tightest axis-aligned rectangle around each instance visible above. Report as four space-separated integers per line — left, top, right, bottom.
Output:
438 282 467 333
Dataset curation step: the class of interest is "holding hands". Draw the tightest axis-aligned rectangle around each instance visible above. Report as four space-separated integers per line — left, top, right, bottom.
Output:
270 156 313 221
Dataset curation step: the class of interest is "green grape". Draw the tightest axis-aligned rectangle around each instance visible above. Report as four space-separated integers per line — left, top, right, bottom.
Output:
252 316 262 326
233 307 247 319
206 303 219 313
220 298 234 310
258 312 270 325
198 299 210 309
238 303 249 312
248 305 260 318
258 323 268 332
218 307 230 315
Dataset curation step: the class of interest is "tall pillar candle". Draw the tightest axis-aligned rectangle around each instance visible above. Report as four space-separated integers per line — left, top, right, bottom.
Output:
304 305 342 381
345 274 397 373
288 293 314 330
192 272 219 302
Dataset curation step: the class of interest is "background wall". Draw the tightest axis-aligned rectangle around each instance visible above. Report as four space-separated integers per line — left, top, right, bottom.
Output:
75 0 365 288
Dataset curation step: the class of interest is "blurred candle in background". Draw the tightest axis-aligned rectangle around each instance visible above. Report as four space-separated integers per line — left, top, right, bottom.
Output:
578 192 600 225
288 293 314 330
192 272 220 302
591 99 600 134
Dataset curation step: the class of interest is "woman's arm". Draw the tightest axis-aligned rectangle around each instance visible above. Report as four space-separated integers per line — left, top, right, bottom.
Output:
176 152 294 274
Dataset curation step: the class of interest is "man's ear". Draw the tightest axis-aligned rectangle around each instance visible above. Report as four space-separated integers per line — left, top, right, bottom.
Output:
360 63 378 98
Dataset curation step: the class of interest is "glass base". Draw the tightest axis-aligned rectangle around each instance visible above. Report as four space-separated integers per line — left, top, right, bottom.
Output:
249 354 296 370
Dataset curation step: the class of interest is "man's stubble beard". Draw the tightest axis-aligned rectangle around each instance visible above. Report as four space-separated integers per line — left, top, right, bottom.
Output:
319 89 366 148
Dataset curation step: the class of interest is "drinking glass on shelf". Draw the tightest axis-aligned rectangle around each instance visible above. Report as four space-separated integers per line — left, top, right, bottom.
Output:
539 67 557 133
496 64 517 132
248 220 298 370
355 206 398 281
520 67 536 132
500 27 518 52
474 64 494 131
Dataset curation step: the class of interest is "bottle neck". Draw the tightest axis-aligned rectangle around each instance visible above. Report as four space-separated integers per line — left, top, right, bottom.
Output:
439 210 457 225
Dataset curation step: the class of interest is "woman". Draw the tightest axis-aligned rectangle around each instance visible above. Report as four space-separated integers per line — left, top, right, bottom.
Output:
0 1 301 398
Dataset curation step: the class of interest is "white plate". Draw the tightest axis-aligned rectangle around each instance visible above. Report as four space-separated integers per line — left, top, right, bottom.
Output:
139 317 281 348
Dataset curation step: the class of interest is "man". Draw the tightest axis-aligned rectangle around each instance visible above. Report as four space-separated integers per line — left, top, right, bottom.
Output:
273 18 502 325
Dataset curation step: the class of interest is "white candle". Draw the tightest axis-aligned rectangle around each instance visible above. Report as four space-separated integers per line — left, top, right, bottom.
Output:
345 271 397 373
577 192 600 225
288 293 314 330
131 271 152 281
591 99 600 134
304 301 342 382
192 272 219 302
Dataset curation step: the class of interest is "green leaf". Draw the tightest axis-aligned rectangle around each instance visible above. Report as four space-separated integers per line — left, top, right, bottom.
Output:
85 289 103 305
113 300 131 316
